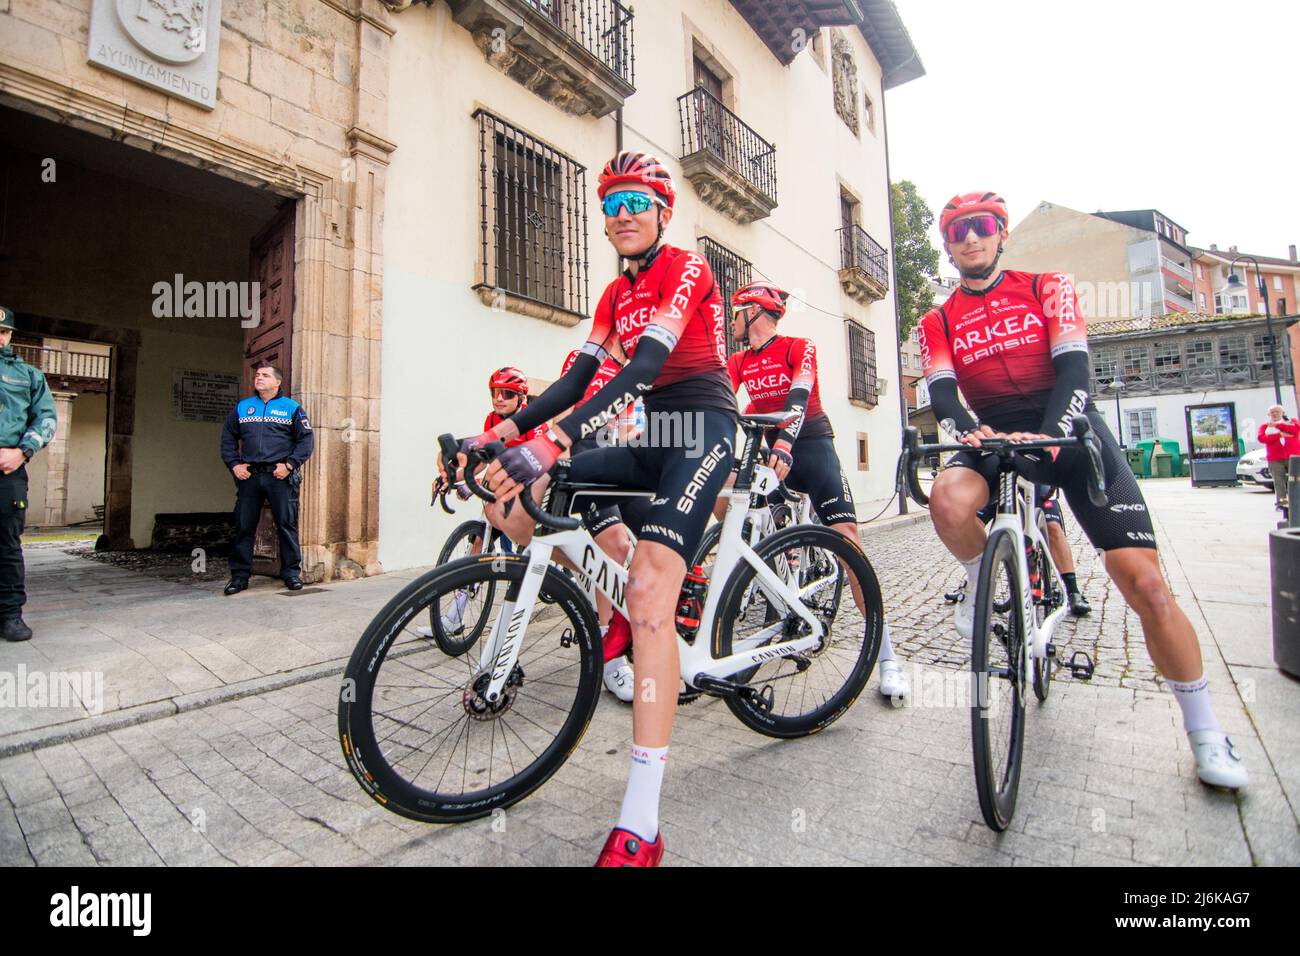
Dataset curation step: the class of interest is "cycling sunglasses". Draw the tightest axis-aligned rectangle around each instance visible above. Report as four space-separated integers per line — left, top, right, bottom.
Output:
491 388 522 401
944 213 1002 244
601 190 666 218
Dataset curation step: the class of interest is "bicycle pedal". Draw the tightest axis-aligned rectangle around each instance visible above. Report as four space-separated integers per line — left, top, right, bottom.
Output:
748 683 775 714
1065 650 1094 681
1046 642 1057 658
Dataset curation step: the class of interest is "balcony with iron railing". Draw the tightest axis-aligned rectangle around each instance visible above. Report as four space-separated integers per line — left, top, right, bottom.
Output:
677 86 778 224
837 224 889 303
448 0 635 117
13 346 110 388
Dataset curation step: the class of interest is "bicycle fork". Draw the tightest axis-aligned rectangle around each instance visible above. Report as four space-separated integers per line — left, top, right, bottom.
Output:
478 543 554 704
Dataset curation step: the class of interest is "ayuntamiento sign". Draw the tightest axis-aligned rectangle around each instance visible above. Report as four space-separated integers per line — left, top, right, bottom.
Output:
88 0 222 110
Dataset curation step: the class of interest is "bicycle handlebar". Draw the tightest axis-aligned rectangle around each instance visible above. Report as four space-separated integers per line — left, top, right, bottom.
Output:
896 415 1108 509
435 433 580 531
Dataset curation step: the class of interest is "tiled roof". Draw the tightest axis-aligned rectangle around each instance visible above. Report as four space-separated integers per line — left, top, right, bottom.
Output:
1190 247 1300 269
1090 311 1279 337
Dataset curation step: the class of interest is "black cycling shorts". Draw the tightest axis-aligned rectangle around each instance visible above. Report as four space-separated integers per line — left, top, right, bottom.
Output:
945 404 1155 552
976 484 1063 527
566 409 736 562
569 438 624 536
783 436 857 526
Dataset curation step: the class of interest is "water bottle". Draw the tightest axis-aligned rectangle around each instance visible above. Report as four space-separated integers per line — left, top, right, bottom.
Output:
675 565 709 639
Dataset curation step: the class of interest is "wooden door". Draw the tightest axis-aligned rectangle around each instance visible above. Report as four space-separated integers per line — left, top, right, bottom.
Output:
246 203 296 576
693 57 727 161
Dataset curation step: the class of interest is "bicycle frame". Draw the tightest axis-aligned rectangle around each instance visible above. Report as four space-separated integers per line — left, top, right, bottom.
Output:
989 470 1069 666
469 480 832 707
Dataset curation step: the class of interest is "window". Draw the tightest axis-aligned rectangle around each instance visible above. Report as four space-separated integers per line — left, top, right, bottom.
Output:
1213 293 1223 315
856 432 869 471
1197 264 1205 280
698 237 751 358
1279 298 1288 315
1219 335 1249 371
1255 334 1282 369
1125 408 1159 443
1122 346 1150 377
845 319 878 405
1275 275 1284 291
1186 339 1214 367
1232 295 1248 311
1199 293 1206 311
474 109 588 316
831 30 859 134
1092 350 1117 385
1153 341 1180 367
863 90 875 134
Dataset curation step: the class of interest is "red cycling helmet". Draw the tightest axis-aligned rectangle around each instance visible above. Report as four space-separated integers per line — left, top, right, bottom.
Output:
488 366 529 397
598 150 675 209
939 191 1009 237
732 281 789 318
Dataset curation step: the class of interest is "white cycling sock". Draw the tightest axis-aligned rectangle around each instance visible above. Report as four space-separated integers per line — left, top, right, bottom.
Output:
616 744 667 842
448 590 469 619
960 555 983 592
878 620 896 663
1168 675 1222 735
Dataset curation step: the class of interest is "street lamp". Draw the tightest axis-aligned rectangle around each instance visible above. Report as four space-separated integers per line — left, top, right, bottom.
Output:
1220 255 1282 405
1108 378 1127 448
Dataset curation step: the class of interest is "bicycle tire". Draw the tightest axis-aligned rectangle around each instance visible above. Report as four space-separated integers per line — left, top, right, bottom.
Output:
970 527 1027 832
339 553 602 824
429 520 496 656
715 524 881 738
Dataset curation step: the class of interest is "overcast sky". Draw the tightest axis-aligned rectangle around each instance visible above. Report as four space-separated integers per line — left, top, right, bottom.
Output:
885 0 1299 275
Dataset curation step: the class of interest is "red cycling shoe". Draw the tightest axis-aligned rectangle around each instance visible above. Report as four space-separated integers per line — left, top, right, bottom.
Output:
594 827 664 867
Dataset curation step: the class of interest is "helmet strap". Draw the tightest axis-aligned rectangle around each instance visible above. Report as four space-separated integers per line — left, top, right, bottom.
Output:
623 209 665 265
957 241 1005 284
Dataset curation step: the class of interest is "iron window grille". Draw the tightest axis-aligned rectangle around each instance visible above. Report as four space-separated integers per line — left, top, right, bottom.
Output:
678 87 778 206
474 109 589 317
698 237 752 358
521 0 635 86
845 319 878 406
838 224 889 290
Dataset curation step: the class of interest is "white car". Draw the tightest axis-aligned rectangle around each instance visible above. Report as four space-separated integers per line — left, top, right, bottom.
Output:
1236 448 1273 487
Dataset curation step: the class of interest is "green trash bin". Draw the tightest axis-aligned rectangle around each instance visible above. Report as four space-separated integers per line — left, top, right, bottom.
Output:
1157 439 1183 477
1125 447 1146 477
1179 451 1190 476
1135 439 1157 478
1152 447 1173 478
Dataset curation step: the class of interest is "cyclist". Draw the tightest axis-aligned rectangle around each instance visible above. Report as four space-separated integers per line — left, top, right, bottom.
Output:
482 347 640 703
421 367 541 636
450 150 738 865
919 190 1246 789
971 484 1091 616
722 281 909 699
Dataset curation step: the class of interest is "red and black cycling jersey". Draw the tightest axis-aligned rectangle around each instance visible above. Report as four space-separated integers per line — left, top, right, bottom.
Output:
587 244 735 414
483 410 546 448
726 335 833 440
918 270 1089 432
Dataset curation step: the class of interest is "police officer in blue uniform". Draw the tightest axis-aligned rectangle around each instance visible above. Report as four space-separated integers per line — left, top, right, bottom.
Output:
0 306 57 641
220 364 314 594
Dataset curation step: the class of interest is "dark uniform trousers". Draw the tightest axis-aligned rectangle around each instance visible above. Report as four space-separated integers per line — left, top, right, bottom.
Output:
0 466 28 617
229 466 302 581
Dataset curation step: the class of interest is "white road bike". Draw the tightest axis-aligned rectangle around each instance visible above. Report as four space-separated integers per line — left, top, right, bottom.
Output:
899 417 1104 831
339 413 883 823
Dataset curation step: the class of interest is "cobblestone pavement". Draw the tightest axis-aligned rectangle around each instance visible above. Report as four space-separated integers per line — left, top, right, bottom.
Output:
1 484 1296 867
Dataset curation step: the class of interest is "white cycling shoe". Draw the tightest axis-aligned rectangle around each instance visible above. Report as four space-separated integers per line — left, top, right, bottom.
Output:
1187 730 1249 790
603 656 635 703
953 590 975 640
878 660 910 699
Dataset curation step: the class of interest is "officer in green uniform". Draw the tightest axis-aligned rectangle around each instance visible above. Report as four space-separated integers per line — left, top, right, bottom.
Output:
0 307 57 642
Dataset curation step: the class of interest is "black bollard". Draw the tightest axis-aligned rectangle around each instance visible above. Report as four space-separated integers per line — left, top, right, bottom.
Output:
1291 458 1300 529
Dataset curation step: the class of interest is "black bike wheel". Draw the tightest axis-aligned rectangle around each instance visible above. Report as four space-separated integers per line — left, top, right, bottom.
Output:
970 528 1027 832
716 525 882 738
429 520 496 656
339 554 602 824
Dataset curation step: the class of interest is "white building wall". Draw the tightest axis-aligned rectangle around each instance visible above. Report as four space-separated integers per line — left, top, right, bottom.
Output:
1092 385 1297 454
378 3 905 571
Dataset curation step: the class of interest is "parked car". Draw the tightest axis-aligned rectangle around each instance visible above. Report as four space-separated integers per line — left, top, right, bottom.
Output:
1236 447 1273 487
